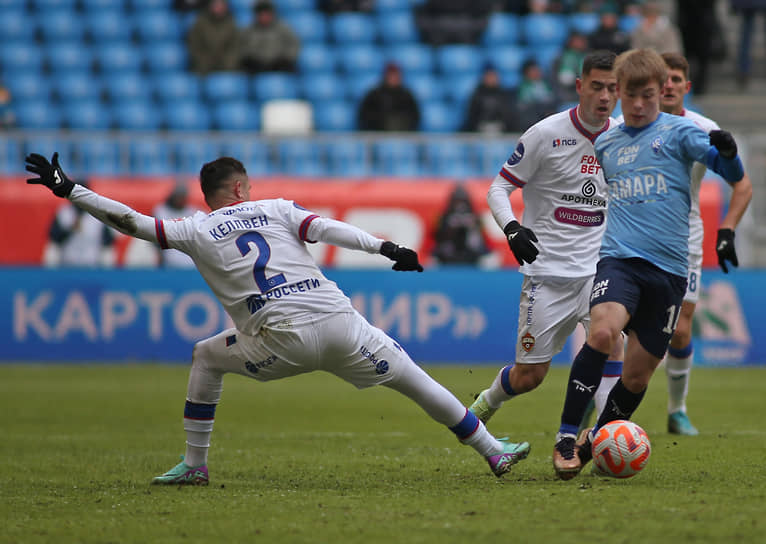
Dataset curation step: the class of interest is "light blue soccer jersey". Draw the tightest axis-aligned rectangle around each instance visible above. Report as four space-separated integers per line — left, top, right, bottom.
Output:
594 112 711 277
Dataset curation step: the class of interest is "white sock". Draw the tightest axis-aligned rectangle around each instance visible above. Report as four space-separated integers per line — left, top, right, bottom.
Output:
461 420 505 457
485 365 516 408
666 351 693 414
184 419 213 467
594 360 622 419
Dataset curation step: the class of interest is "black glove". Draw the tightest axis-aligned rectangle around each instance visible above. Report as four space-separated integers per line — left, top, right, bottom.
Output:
716 228 738 273
503 220 539 265
380 241 424 272
709 130 738 160
25 152 75 198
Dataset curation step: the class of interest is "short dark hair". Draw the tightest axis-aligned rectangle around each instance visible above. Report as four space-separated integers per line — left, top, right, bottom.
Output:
582 50 616 77
661 52 690 80
200 157 246 202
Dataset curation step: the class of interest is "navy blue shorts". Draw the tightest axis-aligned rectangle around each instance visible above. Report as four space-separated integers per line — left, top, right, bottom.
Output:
590 257 687 358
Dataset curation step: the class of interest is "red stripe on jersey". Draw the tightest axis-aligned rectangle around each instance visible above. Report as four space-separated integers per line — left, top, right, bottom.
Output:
499 168 525 188
299 214 319 243
155 219 169 249
569 107 610 143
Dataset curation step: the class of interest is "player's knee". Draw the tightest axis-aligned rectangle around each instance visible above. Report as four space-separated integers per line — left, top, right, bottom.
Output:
589 327 615 353
672 318 692 345
192 338 215 370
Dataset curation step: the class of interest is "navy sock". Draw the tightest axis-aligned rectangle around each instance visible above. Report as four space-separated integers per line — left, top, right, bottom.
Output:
559 343 608 435
596 378 646 429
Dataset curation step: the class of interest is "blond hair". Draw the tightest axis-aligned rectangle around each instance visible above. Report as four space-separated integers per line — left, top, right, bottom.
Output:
614 49 668 91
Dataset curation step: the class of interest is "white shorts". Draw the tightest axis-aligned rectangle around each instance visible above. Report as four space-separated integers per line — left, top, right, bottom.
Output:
515 275 592 364
684 251 702 304
197 311 409 389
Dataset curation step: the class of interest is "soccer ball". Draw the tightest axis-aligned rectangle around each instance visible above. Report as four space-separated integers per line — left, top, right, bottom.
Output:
591 420 651 479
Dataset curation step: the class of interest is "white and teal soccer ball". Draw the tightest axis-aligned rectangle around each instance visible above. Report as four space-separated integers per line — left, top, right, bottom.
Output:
591 420 651 479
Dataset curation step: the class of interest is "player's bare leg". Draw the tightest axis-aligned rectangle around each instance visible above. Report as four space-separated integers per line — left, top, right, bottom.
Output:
470 361 549 424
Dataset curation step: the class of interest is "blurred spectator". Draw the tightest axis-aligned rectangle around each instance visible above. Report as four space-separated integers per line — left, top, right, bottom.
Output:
239 0 301 73
675 0 717 94
731 0 766 89
432 184 490 265
0 83 15 129
630 1 683 54
318 0 374 13
173 0 207 11
45 181 116 267
462 63 520 133
587 3 631 54
187 0 240 74
358 62 420 132
415 0 492 45
494 0 529 13
552 31 588 104
516 59 557 129
153 184 200 268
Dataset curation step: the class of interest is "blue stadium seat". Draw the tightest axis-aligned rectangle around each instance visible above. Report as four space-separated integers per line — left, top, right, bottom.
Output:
143 41 188 73
329 13 376 44
86 10 134 43
435 45 484 75
22 136 72 167
81 0 125 10
94 42 143 73
568 12 599 35
103 71 152 102
62 100 112 130
1 43 44 73
202 73 250 102
522 14 569 47
37 9 86 42
172 139 219 174
14 99 63 129
529 45 562 76
406 72 444 103
420 101 460 133
442 72 480 109
276 139 324 176
337 45 385 74
385 43 434 76
152 72 202 102
231 6 253 26
325 138 370 176
0 10 30 42
301 72 346 102
129 0 170 9
619 14 641 33
0 138 21 175
345 71 380 101
5 73 50 101
252 73 300 101
372 139 420 176
474 140 516 176
31 0 77 9
485 45 527 77
133 10 185 43
73 138 121 175
283 11 328 44
377 10 419 44
219 140 271 175
297 44 337 73
313 100 355 132
130 139 172 175
272 0 316 9
482 13 521 46
45 41 94 73
424 140 476 177
53 70 102 101
164 100 212 131
112 100 162 130
211 100 260 131
375 0 412 11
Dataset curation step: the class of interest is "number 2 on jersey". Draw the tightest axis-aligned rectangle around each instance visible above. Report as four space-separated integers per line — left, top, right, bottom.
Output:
236 232 286 293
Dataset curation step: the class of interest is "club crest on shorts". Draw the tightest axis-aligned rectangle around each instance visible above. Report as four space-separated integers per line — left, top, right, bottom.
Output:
521 332 535 352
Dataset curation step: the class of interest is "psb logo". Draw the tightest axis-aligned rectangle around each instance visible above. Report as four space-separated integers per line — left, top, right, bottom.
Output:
521 332 535 352
651 136 664 154
553 138 577 147
506 142 525 165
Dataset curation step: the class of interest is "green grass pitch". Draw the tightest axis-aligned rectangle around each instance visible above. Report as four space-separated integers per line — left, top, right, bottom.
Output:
1 364 764 544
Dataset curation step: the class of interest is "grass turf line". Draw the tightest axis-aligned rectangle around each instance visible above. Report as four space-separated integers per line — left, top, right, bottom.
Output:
1 364 764 544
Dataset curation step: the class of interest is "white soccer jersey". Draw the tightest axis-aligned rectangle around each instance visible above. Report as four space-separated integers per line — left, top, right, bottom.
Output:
487 107 614 277
153 202 200 268
68 187 384 336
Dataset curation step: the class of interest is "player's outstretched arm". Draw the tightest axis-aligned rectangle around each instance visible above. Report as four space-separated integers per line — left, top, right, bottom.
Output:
25 153 159 243
716 172 753 273
707 130 745 183
380 241 423 272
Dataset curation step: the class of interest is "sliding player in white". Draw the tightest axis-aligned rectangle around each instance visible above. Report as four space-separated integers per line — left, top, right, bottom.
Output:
25 153 530 484
469 51 624 430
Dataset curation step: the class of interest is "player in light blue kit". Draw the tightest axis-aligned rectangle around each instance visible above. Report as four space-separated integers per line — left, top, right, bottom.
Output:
550 49 747 480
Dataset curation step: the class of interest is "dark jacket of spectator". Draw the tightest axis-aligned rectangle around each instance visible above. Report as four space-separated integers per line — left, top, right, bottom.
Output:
415 0 492 45
358 63 420 131
588 9 631 54
239 0 301 73
187 0 240 74
319 0 374 13
432 185 490 265
462 65 519 133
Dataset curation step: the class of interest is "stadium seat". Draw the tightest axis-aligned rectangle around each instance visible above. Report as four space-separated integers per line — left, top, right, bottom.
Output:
475 140 516 176
14 99 63 129
619 15 641 33
325 138 370 176
275 139 324 176
22 136 72 166
112 100 162 130
129 0 170 9
384 43 434 76
568 12 600 35
273 0 317 9
45 41 94 73
164 100 212 131
36 9 86 42
521 13 569 47
0 138 21 175
94 42 144 73
375 0 412 11
73 137 121 175
219 140 271 175
62 100 112 130
152 72 201 102
261 100 313 134
329 13 377 44
424 140 473 177
301 72 347 102
143 41 188 73
85 10 134 43
482 13 521 46
31 0 77 9
1 43 44 73
373 139 420 176
337 45 385 74
172 139 220 174
202 73 250 102
442 72 481 110
435 45 484 75
283 11 328 44
130 139 172 175
103 71 152 102
406 72 445 103
53 70 102 101
81 0 125 10
420 101 460 133
5 73 51 101
297 44 337 73
211 101 260 131
377 10 419 44
313 100 355 132
345 71 380 101
484 45 527 80
231 6 253 26
0 9 31 42
529 45 563 76
252 73 301 101
133 10 185 42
